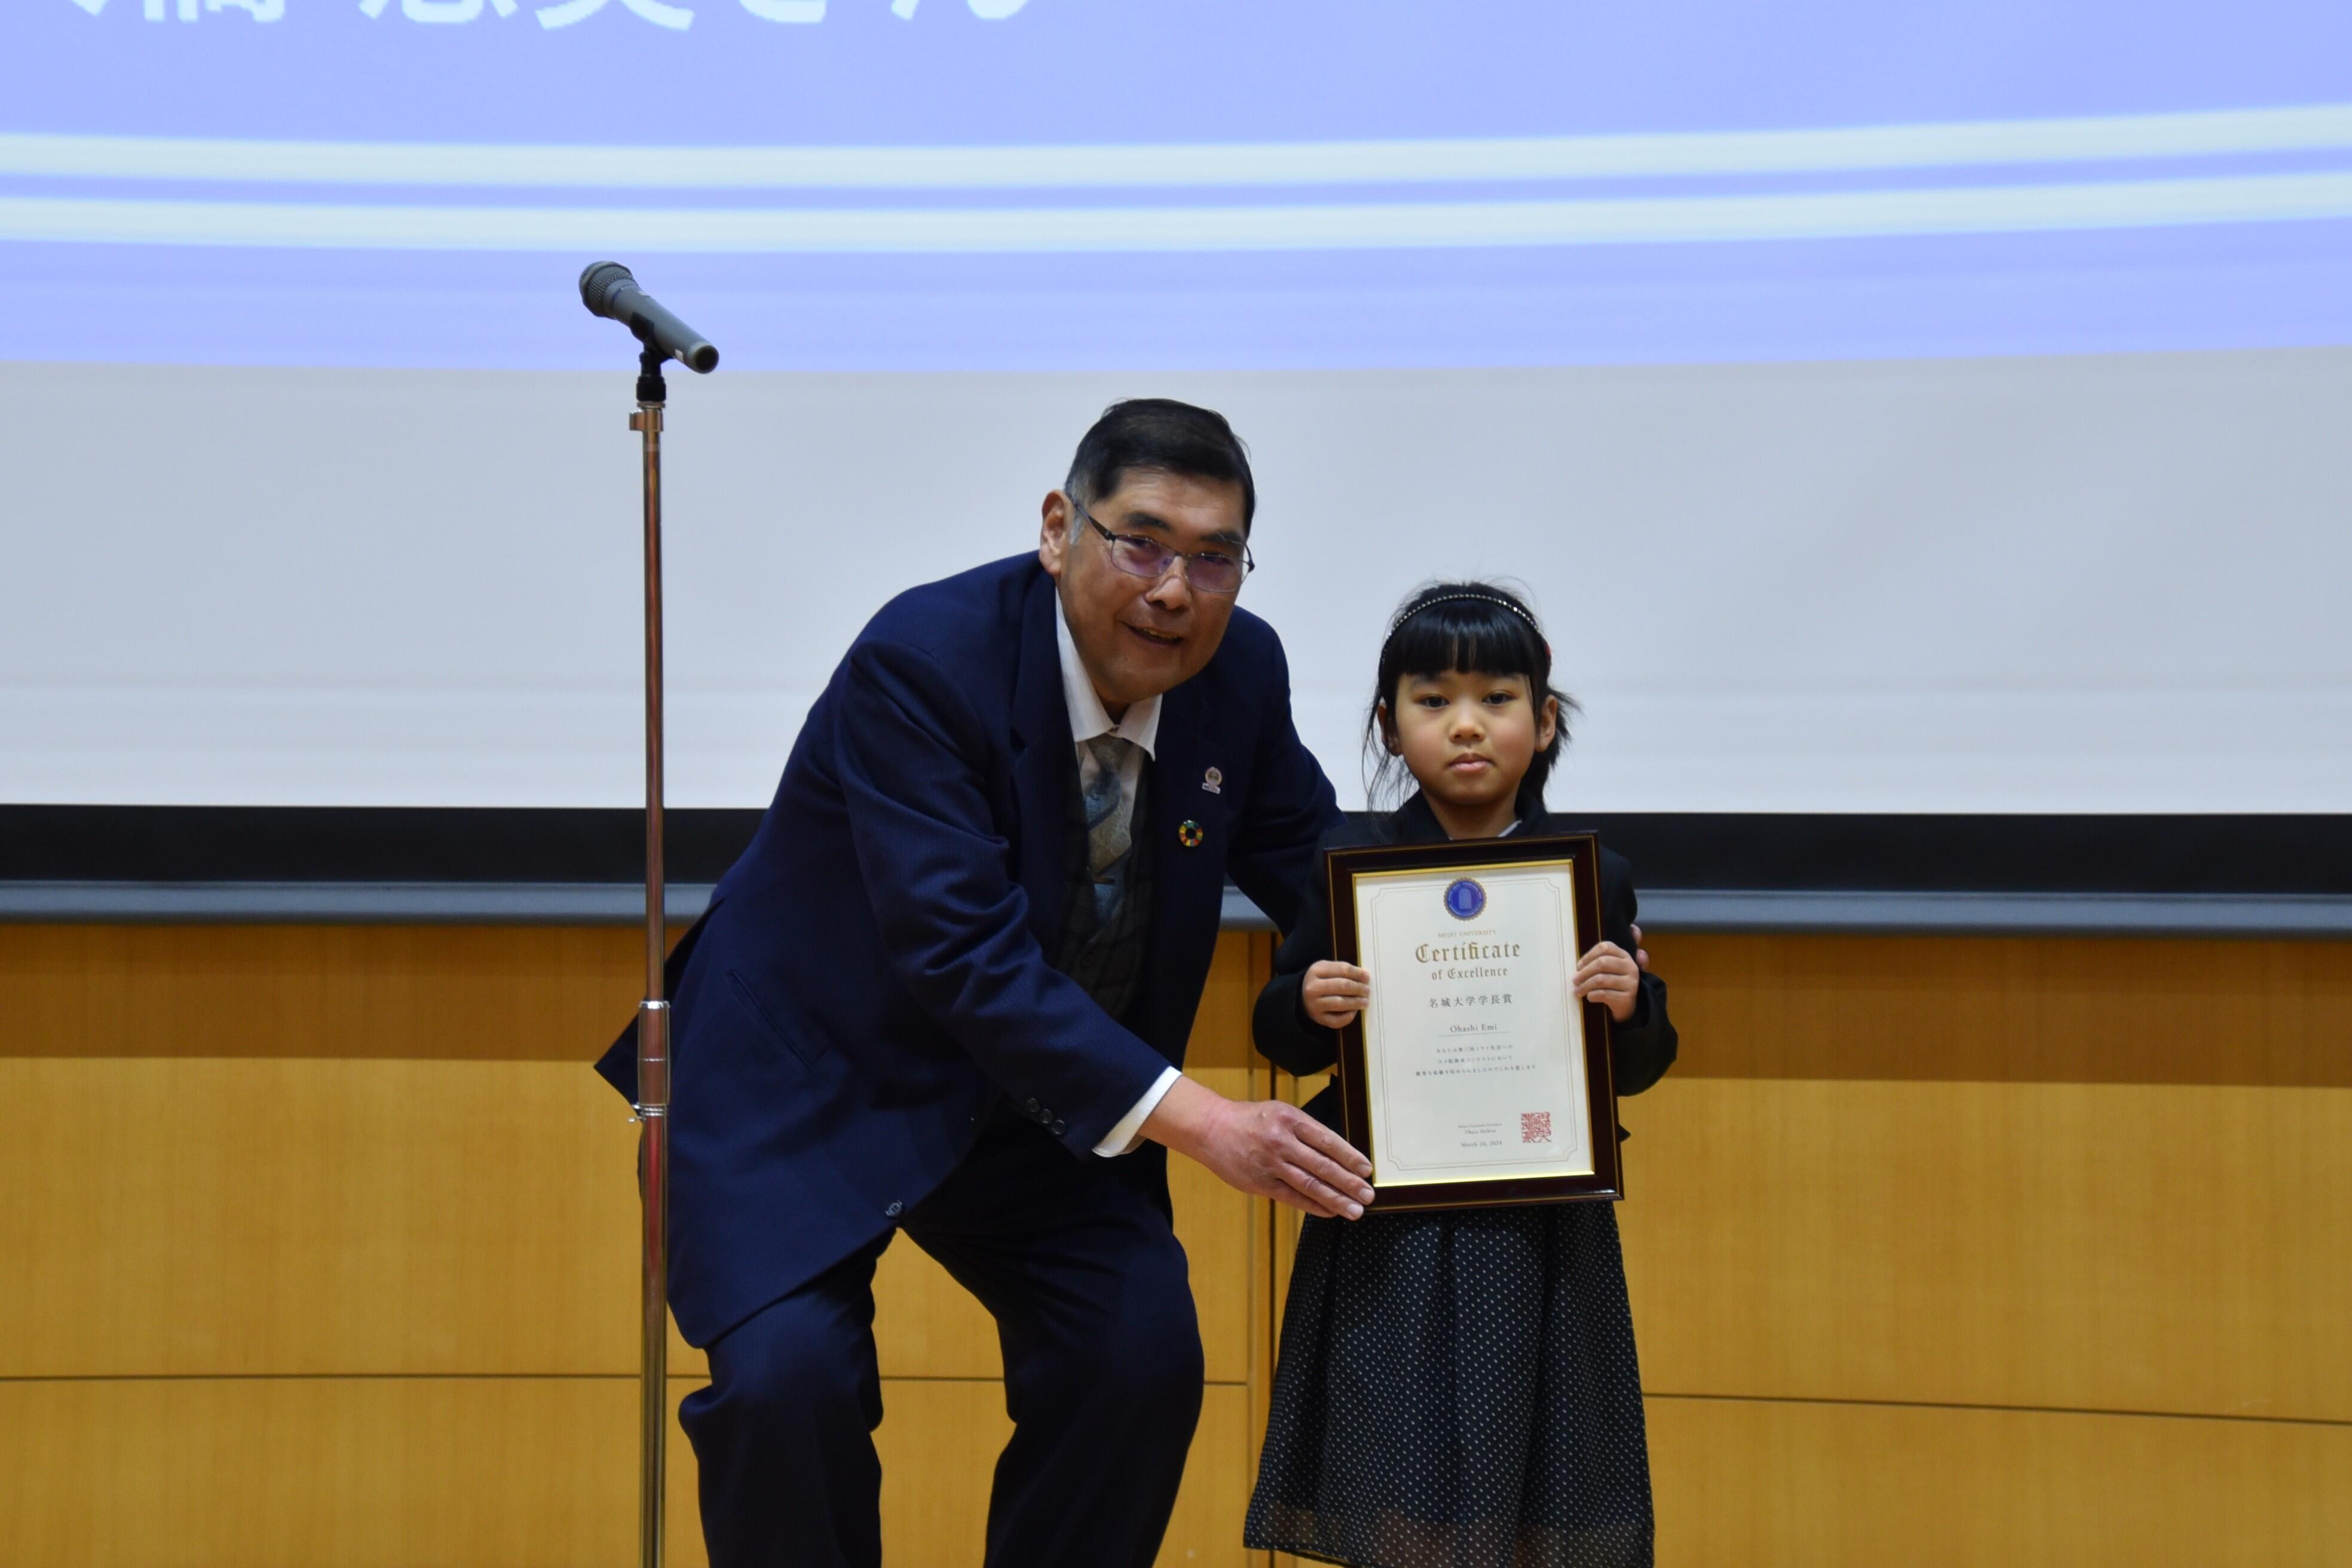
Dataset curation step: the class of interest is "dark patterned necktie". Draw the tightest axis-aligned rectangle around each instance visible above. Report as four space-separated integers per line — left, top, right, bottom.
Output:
1083 734 1137 920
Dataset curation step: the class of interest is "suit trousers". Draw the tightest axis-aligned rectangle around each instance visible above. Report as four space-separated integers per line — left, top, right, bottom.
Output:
679 1104 1206 1568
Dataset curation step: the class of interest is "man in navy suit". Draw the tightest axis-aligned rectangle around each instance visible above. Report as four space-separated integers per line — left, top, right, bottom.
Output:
598 399 1376 1567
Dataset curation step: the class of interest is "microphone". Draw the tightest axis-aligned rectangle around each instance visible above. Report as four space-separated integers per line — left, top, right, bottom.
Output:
579 261 719 374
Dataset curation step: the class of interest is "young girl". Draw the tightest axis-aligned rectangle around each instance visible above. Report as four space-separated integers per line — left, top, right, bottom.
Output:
1244 582 1679 1568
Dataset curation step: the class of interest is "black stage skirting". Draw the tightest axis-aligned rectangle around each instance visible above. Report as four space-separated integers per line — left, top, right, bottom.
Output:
2 806 2345 936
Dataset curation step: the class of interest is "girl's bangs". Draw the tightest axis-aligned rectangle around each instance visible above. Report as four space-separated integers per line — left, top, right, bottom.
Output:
1385 603 1545 684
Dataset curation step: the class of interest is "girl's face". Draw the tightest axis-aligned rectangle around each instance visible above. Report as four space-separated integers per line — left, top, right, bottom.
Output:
1385 669 1558 819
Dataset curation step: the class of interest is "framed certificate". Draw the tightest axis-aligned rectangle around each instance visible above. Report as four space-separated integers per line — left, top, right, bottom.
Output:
1326 834 1621 1211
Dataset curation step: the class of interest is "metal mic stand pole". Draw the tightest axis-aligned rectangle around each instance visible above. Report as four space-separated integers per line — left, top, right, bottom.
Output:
628 336 673 1568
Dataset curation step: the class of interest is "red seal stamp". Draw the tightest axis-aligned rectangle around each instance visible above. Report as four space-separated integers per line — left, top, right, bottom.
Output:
1520 1111 1554 1144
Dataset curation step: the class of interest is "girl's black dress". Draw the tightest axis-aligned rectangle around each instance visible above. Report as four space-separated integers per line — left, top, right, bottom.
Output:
1244 794 1679 1568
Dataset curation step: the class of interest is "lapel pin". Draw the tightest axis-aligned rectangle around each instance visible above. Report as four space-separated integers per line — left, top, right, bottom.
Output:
1177 820 1206 849
1201 766 1223 795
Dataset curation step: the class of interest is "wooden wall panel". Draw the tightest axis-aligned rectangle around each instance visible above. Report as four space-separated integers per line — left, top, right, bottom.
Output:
1165 1382 1258 1567
872 1381 1008 1568
869 1380 1255 1568
1647 1394 2352 1568
2 924 1270 1067
4 923 644 1061
1642 930 2352 1086
27 919 2313 1085
866 1235 999 1381
1 1058 644 1379
9 921 2350 1568
1175 1065 1262 1388
0 1375 1258 1568
0 1376 649 1568
11 923 2343 1086
1 1059 1263 1388
1618 1077 2352 1422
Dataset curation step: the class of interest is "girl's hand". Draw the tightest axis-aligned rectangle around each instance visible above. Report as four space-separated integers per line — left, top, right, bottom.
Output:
1301 960 1372 1030
1573 941 1641 1023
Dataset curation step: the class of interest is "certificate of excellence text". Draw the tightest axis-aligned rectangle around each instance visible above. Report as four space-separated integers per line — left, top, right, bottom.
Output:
1353 860 1595 1186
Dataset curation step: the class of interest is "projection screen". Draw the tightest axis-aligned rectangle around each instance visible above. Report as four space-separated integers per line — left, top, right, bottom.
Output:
6 1 2348 813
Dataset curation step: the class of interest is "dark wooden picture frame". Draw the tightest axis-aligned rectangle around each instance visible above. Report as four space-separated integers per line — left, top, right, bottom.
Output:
1326 832 1622 1211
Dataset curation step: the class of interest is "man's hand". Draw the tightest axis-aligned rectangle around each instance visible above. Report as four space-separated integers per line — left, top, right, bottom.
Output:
1143 1076 1375 1220
1573 941 1642 1023
1300 959 1372 1031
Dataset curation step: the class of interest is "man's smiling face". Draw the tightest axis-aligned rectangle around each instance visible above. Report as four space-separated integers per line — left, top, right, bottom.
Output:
1038 468 1249 716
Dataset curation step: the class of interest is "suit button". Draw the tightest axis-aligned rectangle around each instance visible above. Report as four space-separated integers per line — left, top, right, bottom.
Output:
1025 1098 1040 1114
1052 1118 1068 1137
884 1201 903 1218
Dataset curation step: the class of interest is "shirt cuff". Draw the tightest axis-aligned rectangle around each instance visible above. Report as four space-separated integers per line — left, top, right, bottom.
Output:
1093 1065 1183 1157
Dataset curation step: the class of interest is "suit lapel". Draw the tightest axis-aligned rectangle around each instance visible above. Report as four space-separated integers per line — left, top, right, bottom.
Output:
1009 571 1070 947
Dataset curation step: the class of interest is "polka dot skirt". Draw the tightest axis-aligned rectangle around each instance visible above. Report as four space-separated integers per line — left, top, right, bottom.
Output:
1245 1203 1655 1568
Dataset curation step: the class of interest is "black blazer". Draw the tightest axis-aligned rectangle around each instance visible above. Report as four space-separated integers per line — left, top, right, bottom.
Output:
1253 791 1679 1134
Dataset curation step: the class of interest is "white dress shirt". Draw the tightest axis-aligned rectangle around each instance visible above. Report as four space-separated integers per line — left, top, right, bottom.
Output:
1054 607 1186 1156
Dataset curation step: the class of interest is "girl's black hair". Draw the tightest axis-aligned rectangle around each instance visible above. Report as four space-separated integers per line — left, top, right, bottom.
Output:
1363 580 1578 816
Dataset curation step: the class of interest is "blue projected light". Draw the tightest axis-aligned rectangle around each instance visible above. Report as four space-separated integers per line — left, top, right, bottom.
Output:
7 0 2352 368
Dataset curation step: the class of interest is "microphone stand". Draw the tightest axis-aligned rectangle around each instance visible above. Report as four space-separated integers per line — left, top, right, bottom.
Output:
627 336 673 1568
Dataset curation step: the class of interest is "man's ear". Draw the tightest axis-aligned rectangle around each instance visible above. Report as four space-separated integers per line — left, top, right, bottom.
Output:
1039 490 1074 580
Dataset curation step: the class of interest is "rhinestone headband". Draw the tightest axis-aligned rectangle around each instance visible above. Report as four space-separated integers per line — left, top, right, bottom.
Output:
1382 591 1544 651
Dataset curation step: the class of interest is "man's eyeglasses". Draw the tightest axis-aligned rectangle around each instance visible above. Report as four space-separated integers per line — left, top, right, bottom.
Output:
1076 504 1254 596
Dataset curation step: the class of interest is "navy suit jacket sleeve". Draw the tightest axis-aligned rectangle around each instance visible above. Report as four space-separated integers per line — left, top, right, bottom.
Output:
834 634 1171 1152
